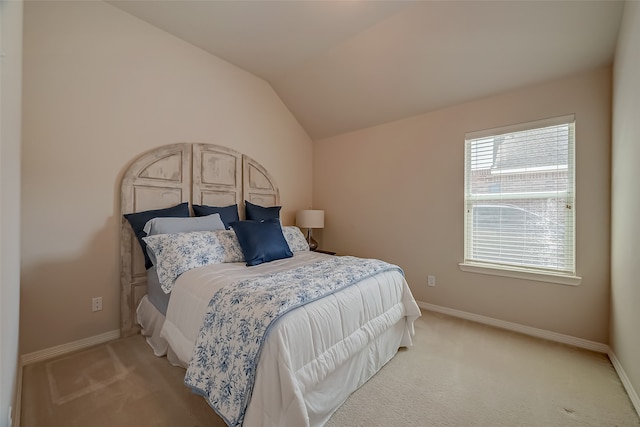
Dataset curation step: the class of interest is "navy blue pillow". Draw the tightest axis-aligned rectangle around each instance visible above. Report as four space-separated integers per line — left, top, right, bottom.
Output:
245 200 281 221
123 202 190 269
192 204 239 229
230 219 293 266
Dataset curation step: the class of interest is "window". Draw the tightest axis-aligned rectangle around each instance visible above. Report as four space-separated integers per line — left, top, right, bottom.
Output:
461 115 580 284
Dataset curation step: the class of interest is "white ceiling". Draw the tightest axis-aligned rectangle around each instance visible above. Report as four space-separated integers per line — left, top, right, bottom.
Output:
108 0 625 140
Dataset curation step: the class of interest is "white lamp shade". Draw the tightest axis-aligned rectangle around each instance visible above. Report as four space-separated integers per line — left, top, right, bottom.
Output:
296 210 324 229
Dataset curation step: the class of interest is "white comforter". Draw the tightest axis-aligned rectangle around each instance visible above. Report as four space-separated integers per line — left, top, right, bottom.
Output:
160 251 420 427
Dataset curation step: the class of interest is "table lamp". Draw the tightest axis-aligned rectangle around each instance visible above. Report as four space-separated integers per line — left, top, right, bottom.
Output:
296 209 324 251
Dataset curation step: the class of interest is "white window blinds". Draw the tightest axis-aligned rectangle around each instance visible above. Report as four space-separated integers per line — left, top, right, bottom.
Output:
463 115 576 276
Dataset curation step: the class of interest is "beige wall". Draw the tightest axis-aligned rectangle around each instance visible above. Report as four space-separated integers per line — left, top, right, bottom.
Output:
1 0 23 423
314 67 611 343
611 0 640 410
21 1 312 354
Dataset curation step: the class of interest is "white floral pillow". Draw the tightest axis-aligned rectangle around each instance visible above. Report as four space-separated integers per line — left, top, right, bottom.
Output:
213 230 245 263
282 226 310 252
143 230 244 293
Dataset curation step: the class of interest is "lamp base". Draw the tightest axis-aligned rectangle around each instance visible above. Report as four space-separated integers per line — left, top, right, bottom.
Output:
308 236 318 251
307 229 318 251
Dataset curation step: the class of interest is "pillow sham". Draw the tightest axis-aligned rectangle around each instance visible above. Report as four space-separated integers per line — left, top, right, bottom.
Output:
143 213 225 236
212 230 245 264
282 226 310 252
230 219 293 266
245 200 281 221
143 230 244 293
123 202 190 269
192 204 239 229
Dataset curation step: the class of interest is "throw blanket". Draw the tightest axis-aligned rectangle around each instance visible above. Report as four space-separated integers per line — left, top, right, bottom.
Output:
184 256 403 427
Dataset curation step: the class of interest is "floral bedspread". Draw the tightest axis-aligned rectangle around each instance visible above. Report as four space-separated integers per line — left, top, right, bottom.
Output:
184 256 403 427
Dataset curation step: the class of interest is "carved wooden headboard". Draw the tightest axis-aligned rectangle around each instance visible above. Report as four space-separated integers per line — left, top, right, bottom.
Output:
120 143 279 337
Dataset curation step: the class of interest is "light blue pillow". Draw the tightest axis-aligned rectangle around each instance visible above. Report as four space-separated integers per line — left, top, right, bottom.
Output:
143 213 225 236
230 219 293 266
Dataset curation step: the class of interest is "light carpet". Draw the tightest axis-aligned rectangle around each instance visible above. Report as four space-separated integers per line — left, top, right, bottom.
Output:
21 310 640 426
327 311 639 426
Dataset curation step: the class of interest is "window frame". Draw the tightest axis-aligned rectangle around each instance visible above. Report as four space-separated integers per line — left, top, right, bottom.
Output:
459 115 582 286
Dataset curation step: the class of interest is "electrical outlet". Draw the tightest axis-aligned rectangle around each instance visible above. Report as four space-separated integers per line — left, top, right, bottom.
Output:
92 297 103 312
427 275 436 287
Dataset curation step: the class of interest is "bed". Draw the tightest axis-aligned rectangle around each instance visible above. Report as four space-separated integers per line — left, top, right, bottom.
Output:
120 143 421 427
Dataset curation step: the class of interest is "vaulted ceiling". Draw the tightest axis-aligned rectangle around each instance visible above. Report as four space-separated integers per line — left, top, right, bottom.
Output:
108 0 625 140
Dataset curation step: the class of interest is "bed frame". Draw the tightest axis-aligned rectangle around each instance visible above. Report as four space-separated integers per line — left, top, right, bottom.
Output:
120 143 280 337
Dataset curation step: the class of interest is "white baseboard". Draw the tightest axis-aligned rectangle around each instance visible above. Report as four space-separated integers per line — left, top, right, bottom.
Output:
20 329 121 366
608 350 640 417
418 301 609 353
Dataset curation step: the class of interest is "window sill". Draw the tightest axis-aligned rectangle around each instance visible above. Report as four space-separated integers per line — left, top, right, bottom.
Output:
458 262 582 286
